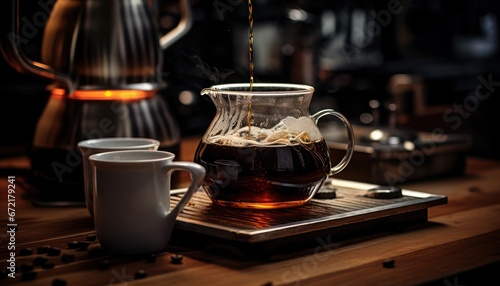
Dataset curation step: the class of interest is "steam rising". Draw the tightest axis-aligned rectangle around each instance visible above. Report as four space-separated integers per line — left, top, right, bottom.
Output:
166 51 235 89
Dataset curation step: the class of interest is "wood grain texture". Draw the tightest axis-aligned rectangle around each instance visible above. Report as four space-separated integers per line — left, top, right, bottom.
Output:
0 138 499 285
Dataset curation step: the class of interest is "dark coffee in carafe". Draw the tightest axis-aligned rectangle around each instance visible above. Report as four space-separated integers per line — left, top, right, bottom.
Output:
195 134 331 209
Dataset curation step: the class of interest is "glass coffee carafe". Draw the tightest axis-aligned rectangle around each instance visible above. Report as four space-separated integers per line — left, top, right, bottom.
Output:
194 83 355 209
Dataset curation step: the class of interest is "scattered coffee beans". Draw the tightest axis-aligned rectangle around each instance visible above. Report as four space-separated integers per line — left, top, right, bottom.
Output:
147 253 157 263
61 253 75 263
42 261 56 269
19 248 33 256
52 278 68 286
19 263 34 273
78 241 90 250
48 247 61 256
88 247 104 258
170 254 183 264
98 259 111 270
86 233 97 241
382 259 395 268
37 245 51 254
21 271 37 281
1 268 8 280
33 256 49 266
67 241 79 249
134 269 147 279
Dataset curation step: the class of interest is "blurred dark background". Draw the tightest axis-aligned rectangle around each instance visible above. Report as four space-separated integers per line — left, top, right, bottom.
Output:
2 0 500 159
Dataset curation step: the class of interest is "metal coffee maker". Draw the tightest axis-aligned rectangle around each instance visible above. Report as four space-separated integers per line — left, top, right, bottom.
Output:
3 0 192 205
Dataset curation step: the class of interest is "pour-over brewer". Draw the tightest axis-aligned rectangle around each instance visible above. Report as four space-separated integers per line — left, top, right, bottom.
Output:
3 0 192 205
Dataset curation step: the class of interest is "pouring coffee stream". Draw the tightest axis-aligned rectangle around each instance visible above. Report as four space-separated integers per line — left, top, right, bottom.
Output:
247 0 254 136
193 2 354 209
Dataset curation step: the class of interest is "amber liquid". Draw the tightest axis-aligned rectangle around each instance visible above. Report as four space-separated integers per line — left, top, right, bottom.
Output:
194 140 331 209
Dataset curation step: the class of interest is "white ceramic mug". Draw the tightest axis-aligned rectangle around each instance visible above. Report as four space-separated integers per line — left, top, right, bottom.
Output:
89 150 205 255
78 137 160 218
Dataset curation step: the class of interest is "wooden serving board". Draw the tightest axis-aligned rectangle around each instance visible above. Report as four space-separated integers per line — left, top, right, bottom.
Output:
169 179 447 259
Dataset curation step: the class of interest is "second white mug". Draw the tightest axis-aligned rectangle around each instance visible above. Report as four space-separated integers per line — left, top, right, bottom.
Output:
78 137 160 218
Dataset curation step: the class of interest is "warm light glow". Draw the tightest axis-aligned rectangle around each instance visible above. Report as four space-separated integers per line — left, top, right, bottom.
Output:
369 129 384 141
51 88 155 100
71 89 154 100
178 90 196 105
403 141 415 151
51 88 66 99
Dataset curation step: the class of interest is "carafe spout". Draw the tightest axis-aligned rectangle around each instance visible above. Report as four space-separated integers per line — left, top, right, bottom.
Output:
200 88 212 96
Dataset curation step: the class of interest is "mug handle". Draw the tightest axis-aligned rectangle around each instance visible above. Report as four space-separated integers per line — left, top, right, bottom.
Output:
163 162 206 225
311 109 355 175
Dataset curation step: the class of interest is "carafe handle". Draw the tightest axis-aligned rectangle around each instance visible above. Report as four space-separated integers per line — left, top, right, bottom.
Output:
312 109 355 175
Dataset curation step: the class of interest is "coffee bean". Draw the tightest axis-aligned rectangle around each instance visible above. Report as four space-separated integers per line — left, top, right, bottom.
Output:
88 247 104 258
33 256 49 266
42 261 56 269
37 245 51 254
86 233 97 241
61 253 75 263
78 241 90 250
52 278 68 286
48 247 61 256
19 248 33 256
21 271 37 281
19 263 34 273
146 253 157 263
0 268 8 280
67 241 79 249
134 269 147 279
469 186 481 193
97 260 111 270
170 254 183 264
88 246 108 258
382 259 395 268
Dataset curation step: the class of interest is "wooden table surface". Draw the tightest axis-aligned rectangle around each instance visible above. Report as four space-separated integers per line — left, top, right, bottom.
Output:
1 136 500 285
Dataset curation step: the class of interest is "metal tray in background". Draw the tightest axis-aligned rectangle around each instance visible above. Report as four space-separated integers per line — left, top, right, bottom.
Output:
322 124 472 184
